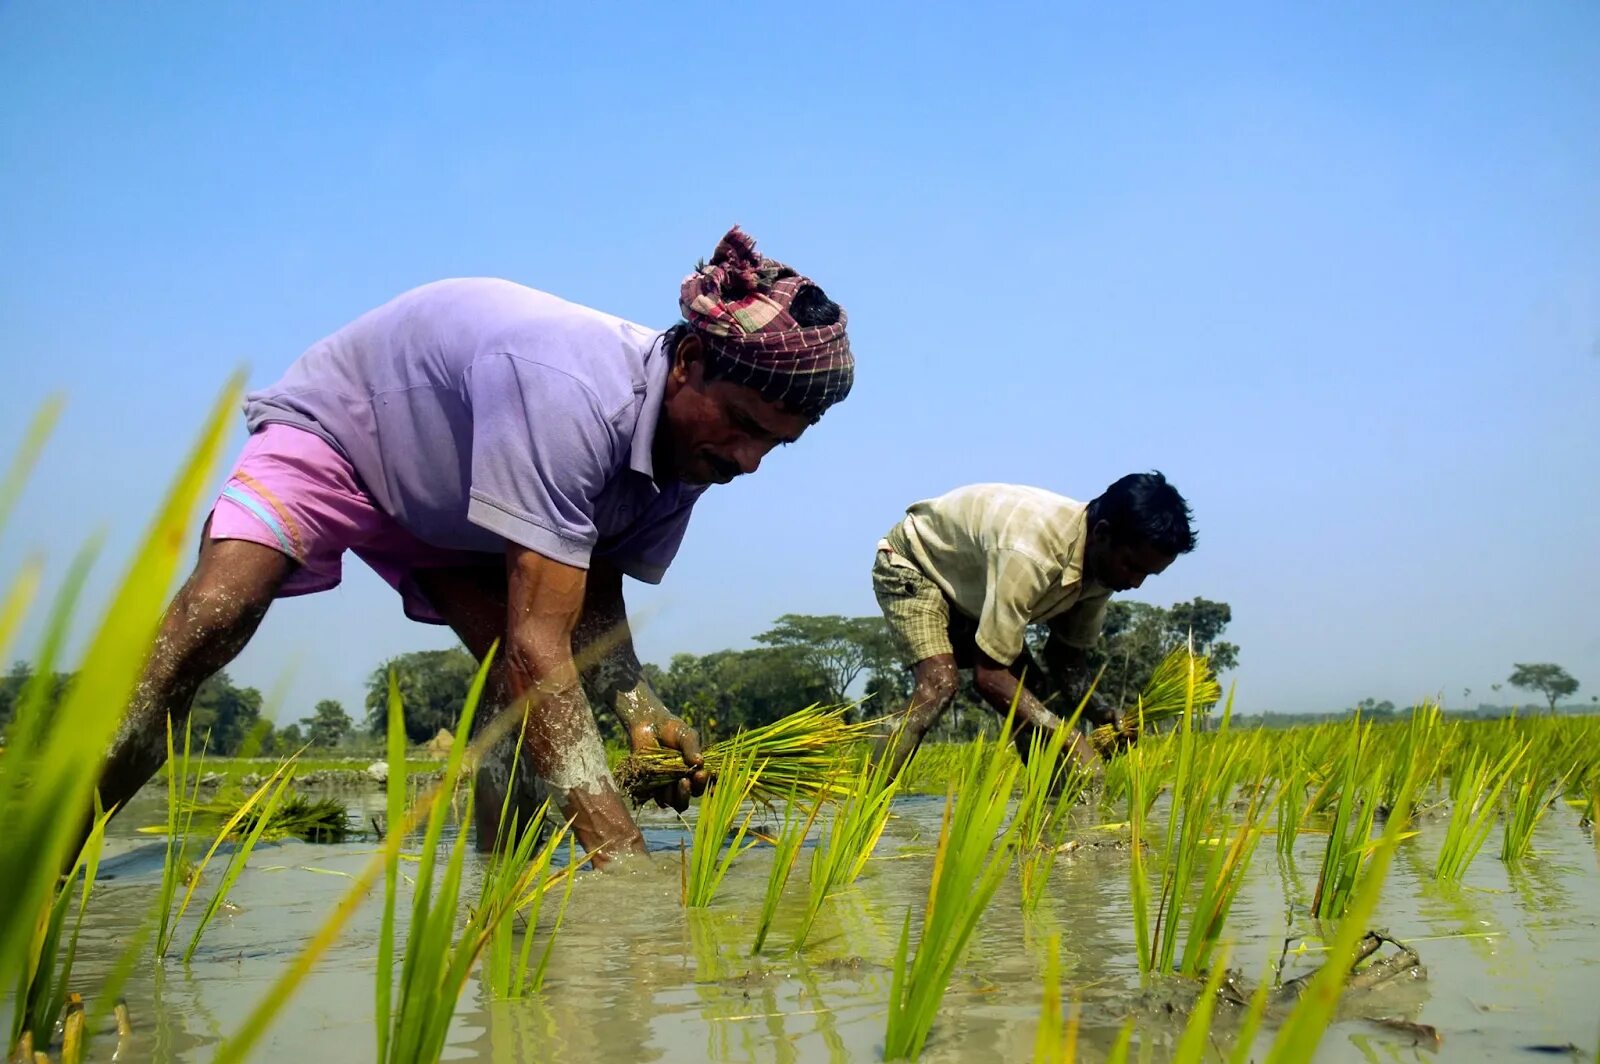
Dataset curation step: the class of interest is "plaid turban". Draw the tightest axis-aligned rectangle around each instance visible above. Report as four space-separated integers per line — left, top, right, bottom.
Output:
679 226 853 421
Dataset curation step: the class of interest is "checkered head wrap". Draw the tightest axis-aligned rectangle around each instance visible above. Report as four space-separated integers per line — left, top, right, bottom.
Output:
679 226 853 422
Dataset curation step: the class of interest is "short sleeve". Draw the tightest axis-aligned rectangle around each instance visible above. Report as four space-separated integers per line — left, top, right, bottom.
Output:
1052 591 1110 649
594 487 704 584
974 549 1055 666
464 353 619 568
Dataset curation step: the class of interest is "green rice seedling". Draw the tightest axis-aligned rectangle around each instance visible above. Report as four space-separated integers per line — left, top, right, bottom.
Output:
1150 676 1236 976
180 764 296 963
1275 753 1308 865
1125 716 1155 978
1172 943 1232 1064
684 742 764 907
1311 721 1381 921
792 743 902 951
1376 702 1447 812
0 383 237 996
1177 780 1267 978
1090 644 1222 756
883 720 1022 1061
1031 933 1080 1062
483 814 578 999
376 659 488 1063
1501 759 1571 865
155 714 205 958
174 789 350 843
154 720 297 962
1435 741 1528 882
751 789 825 955
1265 771 1419 1062
615 702 877 806
481 715 579 999
1016 698 1092 912
8 805 110 1057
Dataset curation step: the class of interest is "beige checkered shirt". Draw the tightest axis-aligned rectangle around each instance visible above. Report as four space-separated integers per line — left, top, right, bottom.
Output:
879 484 1111 665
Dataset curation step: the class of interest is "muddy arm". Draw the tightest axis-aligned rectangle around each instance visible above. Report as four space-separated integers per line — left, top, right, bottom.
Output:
570 561 705 810
504 544 644 866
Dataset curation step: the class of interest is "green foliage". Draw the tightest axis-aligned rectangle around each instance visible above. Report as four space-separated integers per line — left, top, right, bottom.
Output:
1311 722 1380 921
793 747 902 951
753 613 899 706
188 670 268 755
645 647 832 740
1500 759 1569 865
1507 662 1580 713
1265 772 1419 1061
751 790 824 955
682 743 762 908
0 382 237 1061
883 716 1023 1061
1436 741 1527 882
303 698 353 748
1074 595 1239 710
364 647 480 742
10 806 109 1056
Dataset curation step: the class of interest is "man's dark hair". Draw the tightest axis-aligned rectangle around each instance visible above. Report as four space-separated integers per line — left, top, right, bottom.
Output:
1087 471 1196 555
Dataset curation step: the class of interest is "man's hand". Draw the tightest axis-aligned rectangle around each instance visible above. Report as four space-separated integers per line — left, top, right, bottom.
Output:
627 704 709 812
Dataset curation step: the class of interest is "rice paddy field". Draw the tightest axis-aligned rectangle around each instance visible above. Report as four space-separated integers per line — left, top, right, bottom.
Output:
6 703 1599 1063
5 394 1600 1063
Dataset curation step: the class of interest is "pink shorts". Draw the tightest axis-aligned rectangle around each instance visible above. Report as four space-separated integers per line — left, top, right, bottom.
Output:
209 424 496 623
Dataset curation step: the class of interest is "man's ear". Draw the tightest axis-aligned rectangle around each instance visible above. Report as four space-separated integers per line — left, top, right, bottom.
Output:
670 330 705 386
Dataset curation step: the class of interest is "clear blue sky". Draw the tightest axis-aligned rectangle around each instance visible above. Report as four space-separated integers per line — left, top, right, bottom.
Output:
3 2 1596 722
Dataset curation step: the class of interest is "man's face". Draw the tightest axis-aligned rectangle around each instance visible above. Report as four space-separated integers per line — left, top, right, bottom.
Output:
1087 523 1177 592
657 339 811 486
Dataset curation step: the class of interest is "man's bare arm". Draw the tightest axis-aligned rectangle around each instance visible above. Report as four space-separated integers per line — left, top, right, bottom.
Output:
571 561 705 810
971 651 1097 769
504 544 644 866
1041 637 1118 729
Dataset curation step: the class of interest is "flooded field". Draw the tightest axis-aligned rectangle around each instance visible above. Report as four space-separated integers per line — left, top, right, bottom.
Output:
62 771 1600 1063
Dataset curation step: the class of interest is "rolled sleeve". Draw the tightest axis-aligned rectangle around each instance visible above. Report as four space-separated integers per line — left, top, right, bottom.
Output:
974 549 1053 666
464 353 618 568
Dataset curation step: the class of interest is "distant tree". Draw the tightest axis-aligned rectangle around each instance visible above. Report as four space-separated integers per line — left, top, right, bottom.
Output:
272 723 305 754
303 699 353 748
753 615 896 706
1355 697 1397 719
1162 597 1240 673
650 647 830 742
189 671 266 755
1507 663 1579 714
0 661 73 736
364 649 480 743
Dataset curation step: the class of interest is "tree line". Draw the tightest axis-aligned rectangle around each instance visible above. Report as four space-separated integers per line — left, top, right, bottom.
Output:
8 601 1585 753
357 597 1245 747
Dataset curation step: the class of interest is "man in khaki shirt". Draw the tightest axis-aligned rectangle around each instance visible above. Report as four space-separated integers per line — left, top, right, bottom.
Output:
871 472 1196 775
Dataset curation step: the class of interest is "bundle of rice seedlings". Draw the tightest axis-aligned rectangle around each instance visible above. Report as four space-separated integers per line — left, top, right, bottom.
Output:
1090 645 1222 757
614 702 877 807
169 791 351 843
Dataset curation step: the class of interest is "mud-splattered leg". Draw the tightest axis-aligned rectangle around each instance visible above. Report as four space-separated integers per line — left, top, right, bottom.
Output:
872 653 960 780
97 530 291 819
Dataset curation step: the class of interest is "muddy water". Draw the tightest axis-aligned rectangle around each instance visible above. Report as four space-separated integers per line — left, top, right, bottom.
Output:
64 789 1600 1062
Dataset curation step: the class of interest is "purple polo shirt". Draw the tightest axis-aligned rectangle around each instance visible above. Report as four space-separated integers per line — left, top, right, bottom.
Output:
243 278 706 583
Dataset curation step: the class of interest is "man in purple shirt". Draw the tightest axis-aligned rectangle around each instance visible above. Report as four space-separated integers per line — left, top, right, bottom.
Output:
96 227 854 866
